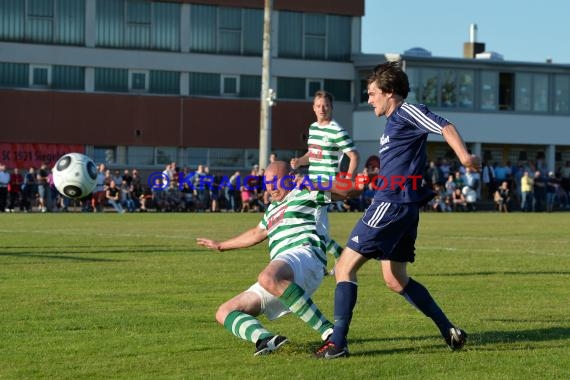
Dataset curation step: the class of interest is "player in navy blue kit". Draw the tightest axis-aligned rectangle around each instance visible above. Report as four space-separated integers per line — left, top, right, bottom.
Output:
315 62 481 359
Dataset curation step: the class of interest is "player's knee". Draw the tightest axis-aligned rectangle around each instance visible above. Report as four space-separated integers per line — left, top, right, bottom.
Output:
215 304 231 325
384 277 405 293
257 271 277 294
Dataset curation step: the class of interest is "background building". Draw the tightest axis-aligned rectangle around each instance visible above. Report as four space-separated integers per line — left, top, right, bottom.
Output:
1 1 569 175
0 0 362 172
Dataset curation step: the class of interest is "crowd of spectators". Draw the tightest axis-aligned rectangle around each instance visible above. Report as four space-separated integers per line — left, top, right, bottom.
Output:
1 157 569 214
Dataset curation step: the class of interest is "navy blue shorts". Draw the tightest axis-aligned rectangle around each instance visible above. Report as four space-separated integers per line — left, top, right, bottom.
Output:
346 201 419 262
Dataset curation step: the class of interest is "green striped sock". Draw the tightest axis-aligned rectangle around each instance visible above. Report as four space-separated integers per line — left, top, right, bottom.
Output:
278 282 333 336
326 239 343 259
223 310 272 344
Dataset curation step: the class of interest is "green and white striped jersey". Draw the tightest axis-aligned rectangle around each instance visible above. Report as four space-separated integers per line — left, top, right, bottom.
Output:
307 120 355 180
258 188 331 266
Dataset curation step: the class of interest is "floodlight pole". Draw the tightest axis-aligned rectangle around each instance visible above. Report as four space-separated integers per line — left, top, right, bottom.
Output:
259 0 274 170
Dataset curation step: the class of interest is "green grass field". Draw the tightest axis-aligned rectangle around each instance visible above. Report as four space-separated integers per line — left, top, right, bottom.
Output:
1 212 569 379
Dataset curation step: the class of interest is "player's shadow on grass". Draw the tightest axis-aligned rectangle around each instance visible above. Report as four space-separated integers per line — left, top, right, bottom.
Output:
345 326 570 356
0 245 193 257
0 252 122 262
421 271 570 276
470 326 570 346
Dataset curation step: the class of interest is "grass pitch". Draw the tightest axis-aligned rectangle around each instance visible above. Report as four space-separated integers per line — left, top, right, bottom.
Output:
1 212 569 379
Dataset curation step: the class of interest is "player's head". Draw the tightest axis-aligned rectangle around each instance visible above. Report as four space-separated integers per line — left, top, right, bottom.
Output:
366 61 410 117
264 161 292 202
313 90 333 124
368 61 409 98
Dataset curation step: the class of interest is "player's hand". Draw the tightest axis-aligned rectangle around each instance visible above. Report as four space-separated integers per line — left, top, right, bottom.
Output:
464 154 482 172
196 238 222 251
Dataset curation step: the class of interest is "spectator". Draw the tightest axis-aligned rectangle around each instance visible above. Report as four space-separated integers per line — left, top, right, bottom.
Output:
193 165 210 212
131 169 143 210
112 169 122 187
482 161 495 200
105 180 125 213
452 188 467 212
225 171 240 212
444 174 456 198
8 168 24 212
0 163 10 212
120 179 136 212
520 170 534 212
533 171 546 212
36 163 50 213
546 171 559 212
494 181 511 212
21 167 37 212
92 164 107 212
181 182 195 212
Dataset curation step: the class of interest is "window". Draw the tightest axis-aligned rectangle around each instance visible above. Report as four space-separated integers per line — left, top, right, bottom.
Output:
480 71 498 110
94 68 128 92
278 11 351 61
240 75 261 98
190 5 263 56
0 63 28 87
515 73 532 111
28 0 54 18
440 69 457 107
324 79 351 102
306 79 323 99
189 72 220 96
96 0 179 51
218 7 241 54
405 68 420 104
304 14 326 60
420 69 438 107
498 72 514 111
438 69 475 109
26 0 54 43
515 73 549 112
277 77 306 100
457 70 474 109
52 65 84 90
29 65 51 87
94 146 116 165
359 79 369 104
185 147 209 167
554 74 570 114
222 75 239 96
209 148 245 168
155 147 177 165
125 0 151 48
532 74 548 112
149 70 180 95
127 146 154 166
129 70 149 92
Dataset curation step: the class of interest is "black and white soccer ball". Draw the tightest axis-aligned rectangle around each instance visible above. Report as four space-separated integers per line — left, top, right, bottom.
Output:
52 153 97 199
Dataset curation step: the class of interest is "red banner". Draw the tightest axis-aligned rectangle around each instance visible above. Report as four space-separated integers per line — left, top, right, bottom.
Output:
0 143 85 169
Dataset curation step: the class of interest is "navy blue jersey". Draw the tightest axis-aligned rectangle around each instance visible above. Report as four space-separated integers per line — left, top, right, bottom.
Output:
373 103 450 204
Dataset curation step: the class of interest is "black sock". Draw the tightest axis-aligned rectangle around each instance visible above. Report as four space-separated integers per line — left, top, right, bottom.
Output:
401 277 452 337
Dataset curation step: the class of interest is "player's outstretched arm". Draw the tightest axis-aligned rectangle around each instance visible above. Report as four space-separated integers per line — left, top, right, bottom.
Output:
442 123 481 171
196 226 267 252
290 152 310 169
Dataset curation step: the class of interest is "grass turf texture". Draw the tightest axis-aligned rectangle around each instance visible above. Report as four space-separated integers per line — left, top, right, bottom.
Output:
1 212 569 379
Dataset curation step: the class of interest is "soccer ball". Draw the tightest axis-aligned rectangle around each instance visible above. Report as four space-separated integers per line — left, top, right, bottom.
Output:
52 153 97 199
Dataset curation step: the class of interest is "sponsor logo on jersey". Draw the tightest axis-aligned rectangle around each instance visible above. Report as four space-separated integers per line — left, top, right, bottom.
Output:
309 144 323 160
267 205 288 230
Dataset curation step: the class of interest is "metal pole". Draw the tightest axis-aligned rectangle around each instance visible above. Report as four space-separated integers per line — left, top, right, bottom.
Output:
259 0 273 170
